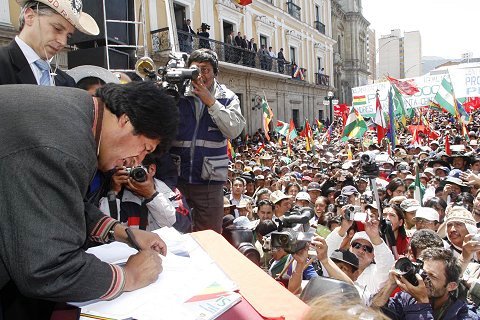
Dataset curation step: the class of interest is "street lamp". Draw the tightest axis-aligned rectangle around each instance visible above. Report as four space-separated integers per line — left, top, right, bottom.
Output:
323 91 338 124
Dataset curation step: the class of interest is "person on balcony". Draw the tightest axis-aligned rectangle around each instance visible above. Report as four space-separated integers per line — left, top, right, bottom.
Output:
277 48 285 74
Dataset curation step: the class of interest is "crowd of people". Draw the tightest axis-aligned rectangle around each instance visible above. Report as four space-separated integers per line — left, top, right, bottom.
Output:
220 107 480 318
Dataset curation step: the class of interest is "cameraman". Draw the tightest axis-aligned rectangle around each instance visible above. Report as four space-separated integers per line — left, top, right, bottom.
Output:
197 23 211 49
372 248 477 319
100 154 176 231
170 49 245 232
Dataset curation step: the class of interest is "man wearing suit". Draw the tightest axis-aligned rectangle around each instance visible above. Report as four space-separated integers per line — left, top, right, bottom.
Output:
0 0 99 87
182 19 196 53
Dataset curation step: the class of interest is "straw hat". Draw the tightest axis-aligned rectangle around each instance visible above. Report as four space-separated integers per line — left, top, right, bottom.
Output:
17 0 99 35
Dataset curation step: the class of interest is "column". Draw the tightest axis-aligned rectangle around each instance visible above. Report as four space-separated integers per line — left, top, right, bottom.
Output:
0 0 12 27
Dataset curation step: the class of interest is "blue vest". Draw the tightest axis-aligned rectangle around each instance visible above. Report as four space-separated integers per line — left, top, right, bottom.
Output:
170 91 234 184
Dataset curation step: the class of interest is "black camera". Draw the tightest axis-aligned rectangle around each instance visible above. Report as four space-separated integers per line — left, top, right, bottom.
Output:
335 195 349 207
270 230 315 254
200 22 210 31
394 257 425 286
360 152 379 178
125 166 148 182
268 207 315 254
360 193 373 204
157 52 200 98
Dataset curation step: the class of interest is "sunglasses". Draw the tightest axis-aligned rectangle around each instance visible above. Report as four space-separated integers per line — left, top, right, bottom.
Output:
351 242 373 253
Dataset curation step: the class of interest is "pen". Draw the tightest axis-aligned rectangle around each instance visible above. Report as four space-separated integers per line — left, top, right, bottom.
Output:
125 227 141 251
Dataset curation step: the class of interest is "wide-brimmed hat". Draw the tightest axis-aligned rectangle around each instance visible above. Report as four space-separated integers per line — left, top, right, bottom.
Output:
17 0 99 35
66 65 119 84
270 190 291 204
330 249 359 271
440 176 469 192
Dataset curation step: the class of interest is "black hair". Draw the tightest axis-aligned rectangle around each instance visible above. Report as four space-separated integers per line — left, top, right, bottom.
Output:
285 182 301 195
255 219 277 236
409 229 443 259
424 197 447 212
187 48 219 75
419 247 461 284
76 77 105 91
385 178 405 199
95 82 179 153
257 199 274 210
232 177 246 187
385 204 407 238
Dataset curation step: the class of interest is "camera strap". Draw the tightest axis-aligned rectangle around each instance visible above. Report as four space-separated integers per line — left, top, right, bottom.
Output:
91 97 105 153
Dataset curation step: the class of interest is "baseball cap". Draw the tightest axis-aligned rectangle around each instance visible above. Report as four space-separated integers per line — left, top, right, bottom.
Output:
350 231 373 245
307 182 322 192
270 190 291 204
330 249 359 271
295 192 311 202
414 207 439 222
435 167 451 175
17 0 99 35
341 185 358 196
400 199 420 212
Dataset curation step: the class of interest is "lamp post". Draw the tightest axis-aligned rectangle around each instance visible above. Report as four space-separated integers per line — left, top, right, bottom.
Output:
323 91 339 124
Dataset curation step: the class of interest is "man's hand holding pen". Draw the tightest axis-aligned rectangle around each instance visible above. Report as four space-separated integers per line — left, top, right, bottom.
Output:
113 224 166 291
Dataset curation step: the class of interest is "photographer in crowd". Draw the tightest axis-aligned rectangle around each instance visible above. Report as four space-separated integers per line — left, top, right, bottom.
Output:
99 154 177 231
372 248 477 319
0 81 178 319
169 48 245 233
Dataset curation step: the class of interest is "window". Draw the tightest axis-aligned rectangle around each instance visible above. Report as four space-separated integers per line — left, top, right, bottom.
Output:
173 3 186 30
319 110 324 121
315 5 320 22
290 46 296 64
223 21 234 42
260 35 268 48
292 109 299 128
317 57 322 72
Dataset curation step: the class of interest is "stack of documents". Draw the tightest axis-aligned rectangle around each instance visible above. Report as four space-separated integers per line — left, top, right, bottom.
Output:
74 228 239 320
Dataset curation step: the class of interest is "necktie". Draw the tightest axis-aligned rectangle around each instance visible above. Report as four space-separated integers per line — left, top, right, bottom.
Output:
34 59 51 86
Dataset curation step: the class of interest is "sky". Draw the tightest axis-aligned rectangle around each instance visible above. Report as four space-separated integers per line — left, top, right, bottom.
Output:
362 0 480 59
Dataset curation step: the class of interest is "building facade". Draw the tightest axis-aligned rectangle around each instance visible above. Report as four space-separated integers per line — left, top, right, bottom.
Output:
330 0 370 105
1 0 337 135
378 29 421 80
367 28 375 83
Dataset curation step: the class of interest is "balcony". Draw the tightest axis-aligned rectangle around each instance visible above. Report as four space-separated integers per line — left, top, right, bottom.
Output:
314 21 325 35
151 28 293 76
286 1 301 20
315 73 330 87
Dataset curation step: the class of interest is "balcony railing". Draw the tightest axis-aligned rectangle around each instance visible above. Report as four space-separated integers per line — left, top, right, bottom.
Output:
286 1 301 20
314 21 325 35
315 73 330 87
151 28 293 76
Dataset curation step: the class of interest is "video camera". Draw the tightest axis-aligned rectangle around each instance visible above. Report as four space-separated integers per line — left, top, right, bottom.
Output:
200 22 210 31
266 207 316 254
394 257 426 286
360 151 379 178
125 166 148 182
157 52 200 98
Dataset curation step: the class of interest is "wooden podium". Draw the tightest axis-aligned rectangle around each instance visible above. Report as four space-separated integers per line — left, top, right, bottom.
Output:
192 230 309 320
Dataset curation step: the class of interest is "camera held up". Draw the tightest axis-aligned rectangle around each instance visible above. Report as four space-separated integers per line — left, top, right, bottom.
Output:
394 257 426 286
267 207 316 254
125 166 148 183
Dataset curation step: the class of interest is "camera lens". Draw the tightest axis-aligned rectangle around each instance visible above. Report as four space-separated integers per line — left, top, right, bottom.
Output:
279 234 289 246
130 167 147 182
